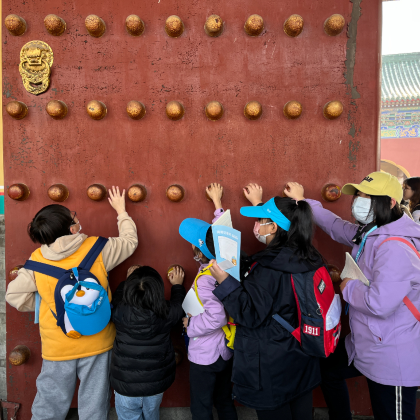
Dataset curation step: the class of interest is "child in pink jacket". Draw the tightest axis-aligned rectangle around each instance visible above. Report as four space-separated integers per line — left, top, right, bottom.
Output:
179 184 237 420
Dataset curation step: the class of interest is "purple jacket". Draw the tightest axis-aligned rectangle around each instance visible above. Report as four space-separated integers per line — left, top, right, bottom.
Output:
307 199 420 386
186 209 232 365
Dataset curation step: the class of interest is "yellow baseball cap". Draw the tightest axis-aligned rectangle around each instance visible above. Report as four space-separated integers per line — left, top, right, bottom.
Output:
342 171 403 202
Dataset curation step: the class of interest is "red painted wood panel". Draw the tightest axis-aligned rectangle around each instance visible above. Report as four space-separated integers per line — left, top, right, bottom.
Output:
3 0 381 418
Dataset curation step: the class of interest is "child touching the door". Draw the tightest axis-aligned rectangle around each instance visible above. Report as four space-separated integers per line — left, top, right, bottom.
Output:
179 183 238 420
6 186 138 420
110 265 186 420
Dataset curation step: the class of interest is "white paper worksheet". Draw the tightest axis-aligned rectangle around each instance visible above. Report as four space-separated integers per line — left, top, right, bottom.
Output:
182 289 205 316
340 252 370 287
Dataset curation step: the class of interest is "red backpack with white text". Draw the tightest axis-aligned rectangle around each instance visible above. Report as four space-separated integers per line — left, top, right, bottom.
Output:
272 266 341 358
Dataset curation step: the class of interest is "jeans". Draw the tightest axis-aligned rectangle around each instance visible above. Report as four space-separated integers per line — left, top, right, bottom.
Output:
114 391 164 420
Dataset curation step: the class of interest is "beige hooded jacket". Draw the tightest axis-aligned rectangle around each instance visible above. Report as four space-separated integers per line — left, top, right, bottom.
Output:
6 211 138 312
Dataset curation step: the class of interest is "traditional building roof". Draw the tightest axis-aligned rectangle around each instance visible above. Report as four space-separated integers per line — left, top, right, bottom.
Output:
381 52 420 108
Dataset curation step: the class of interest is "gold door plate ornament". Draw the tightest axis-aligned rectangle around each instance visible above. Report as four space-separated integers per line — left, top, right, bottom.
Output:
19 40 53 95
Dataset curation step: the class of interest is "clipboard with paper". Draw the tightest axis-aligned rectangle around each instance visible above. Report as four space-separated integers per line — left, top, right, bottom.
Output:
211 210 241 281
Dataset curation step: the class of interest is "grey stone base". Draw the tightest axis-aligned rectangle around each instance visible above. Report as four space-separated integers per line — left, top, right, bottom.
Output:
65 406 258 419
65 407 374 419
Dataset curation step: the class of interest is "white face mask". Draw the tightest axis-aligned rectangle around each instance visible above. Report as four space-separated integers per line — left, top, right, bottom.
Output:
253 221 273 244
352 197 374 224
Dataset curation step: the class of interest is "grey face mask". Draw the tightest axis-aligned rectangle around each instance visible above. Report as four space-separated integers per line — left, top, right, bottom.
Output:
352 197 374 224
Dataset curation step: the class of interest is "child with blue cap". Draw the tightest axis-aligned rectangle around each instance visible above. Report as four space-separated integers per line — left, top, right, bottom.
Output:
208 184 325 420
179 183 238 420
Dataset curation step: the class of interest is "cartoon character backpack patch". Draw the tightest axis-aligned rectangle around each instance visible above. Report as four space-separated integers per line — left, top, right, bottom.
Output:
23 237 111 339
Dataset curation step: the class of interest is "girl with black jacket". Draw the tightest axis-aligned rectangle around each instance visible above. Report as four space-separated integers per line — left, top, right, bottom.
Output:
110 265 186 420
209 184 323 420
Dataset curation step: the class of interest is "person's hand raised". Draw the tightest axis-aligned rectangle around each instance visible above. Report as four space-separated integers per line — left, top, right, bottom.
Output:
243 183 263 206
108 186 126 215
127 265 141 278
284 182 305 201
206 183 223 210
168 266 185 285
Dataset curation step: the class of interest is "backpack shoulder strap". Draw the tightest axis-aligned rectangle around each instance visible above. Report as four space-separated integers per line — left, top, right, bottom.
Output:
23 260 67 279
78 236 108 270
379 237 420 257
379 237 420 322
193 267 211 307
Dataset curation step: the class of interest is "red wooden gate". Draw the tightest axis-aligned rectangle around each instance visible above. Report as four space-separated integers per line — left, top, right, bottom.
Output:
3 0 381 418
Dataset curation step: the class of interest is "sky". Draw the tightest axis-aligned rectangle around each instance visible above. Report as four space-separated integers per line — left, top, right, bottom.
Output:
382 0 420 55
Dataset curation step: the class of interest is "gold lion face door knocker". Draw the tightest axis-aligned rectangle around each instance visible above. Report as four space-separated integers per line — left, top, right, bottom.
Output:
19 40 53 95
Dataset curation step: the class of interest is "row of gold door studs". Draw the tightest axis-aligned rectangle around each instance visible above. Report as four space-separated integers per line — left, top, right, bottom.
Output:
6 100 344 121
5 13 346 38
8 183 343 204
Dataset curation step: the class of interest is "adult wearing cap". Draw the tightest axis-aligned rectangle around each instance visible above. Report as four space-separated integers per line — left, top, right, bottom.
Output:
285 172 420 420
209 184 325 420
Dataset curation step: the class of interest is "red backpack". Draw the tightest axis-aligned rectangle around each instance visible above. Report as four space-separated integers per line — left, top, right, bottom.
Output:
272 266 341 358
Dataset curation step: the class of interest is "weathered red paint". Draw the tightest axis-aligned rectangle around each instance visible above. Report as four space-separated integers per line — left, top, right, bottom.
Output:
3 0 382 418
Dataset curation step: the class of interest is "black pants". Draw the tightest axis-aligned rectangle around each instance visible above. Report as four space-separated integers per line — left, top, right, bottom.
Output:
189 356 238 420
320 339 418 420
256 391 312 420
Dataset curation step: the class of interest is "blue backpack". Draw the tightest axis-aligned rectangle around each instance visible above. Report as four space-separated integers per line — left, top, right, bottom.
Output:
23 237 111 338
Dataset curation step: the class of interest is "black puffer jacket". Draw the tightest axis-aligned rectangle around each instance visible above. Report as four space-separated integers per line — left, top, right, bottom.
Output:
213 247 322 410
110 282 185 397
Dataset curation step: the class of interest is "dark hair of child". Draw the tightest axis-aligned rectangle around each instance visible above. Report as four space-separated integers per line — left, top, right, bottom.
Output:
27 204 74 245
370 195 403 227
123 266 169 319
259 197 323 264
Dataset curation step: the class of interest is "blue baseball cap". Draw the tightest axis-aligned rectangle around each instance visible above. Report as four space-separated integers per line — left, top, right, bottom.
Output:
240 197 291 231
65 280 111 336
179 218 215 260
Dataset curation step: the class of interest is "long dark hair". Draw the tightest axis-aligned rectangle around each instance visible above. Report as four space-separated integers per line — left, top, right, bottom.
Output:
260 197 323 264
370 195 403 227
27 204 74 245
123 266 169 318
404 177 420 214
